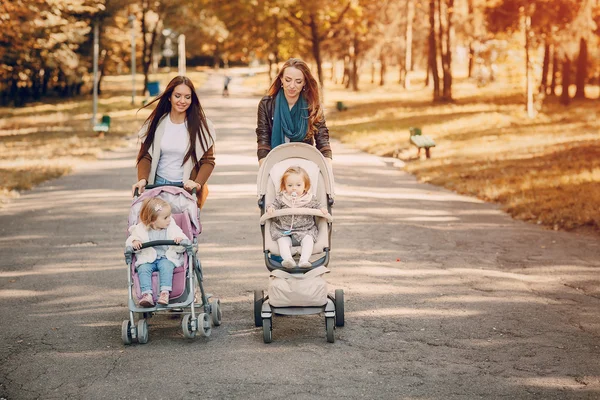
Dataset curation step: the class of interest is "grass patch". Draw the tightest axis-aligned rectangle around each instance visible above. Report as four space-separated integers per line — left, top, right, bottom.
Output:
0 69 207 204
324 74 600 235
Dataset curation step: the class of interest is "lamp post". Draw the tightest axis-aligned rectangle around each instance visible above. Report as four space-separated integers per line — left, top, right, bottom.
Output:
129 14 136 105
162 29 174 71
178 34 186 75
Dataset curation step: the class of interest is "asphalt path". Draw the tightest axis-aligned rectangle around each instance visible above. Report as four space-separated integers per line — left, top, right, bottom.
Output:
1 73 600 399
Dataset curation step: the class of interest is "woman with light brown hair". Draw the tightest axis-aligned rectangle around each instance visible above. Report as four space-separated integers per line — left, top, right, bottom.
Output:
256 58 332 166
131 75 215 209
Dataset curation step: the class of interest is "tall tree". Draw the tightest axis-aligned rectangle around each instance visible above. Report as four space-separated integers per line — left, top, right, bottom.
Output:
283 0 353 88
428 0 440 100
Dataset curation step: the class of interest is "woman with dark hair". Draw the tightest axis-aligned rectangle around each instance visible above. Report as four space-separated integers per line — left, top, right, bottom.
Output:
131 76 215 208
256 58 332 166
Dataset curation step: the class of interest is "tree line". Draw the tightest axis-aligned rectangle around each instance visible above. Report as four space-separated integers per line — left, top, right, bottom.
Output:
1 0 598 108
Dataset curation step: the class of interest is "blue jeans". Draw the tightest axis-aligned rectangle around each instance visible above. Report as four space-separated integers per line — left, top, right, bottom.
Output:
137 257 176 294
155 175 182 186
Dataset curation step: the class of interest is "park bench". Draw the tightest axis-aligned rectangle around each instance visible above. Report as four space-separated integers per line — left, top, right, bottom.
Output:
336 101 348 111
93 115 111 133
409 127 436 159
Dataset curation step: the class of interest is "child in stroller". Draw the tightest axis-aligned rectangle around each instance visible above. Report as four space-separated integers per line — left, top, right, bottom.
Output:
266 166 329 269
126 197 188 307
255 142 344 343
122 184 221 345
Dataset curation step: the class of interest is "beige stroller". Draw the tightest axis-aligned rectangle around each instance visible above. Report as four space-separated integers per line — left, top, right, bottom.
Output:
255 142 344 343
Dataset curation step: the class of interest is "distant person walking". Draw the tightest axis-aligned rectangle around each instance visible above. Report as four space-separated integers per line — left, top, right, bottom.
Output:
222 75 232 97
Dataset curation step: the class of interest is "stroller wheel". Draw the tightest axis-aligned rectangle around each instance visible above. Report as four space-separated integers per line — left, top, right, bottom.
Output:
199 313 212 337
182 314 197 339
210 299 222 326
137 319 149 344
334 289 345 327
254 290 264 327
262 318 272 343
325 317 335 343
121 320 132 345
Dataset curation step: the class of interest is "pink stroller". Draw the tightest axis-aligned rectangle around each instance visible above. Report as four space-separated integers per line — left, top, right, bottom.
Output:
122 184 221 344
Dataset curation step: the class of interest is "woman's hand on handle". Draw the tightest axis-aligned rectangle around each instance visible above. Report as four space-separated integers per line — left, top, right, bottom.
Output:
132 179 147 196
183 180 201 192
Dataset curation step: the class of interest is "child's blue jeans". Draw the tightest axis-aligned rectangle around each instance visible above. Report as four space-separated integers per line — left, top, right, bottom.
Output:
137 257 175 294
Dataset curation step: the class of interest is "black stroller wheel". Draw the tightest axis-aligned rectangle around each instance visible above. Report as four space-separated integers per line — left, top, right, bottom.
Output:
137 319 149 344
182 314 196 339
334 289 345 327
262 318 272 343
211 298 222 326
326 317 335 343
254 290 264 327
121 320 132 345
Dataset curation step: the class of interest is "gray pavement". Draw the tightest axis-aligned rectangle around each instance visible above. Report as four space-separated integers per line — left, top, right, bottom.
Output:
1 73 600 399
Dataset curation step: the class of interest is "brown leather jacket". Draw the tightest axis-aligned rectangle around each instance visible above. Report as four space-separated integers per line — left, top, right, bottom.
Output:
256 95 332 161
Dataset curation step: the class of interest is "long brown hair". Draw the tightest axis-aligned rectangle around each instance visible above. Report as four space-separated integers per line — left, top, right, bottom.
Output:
267 58 324 140
136 76 212 166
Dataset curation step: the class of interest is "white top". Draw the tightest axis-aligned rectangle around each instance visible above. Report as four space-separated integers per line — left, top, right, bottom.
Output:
156 114 188 182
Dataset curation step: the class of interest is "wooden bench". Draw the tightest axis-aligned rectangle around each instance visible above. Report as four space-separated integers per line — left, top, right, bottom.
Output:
409 127 436 159
336 101 348 111
93 115 111 133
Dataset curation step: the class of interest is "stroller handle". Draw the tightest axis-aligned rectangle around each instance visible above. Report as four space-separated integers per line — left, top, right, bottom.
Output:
133 183 197 198
260 208 333 225
125 239 193 256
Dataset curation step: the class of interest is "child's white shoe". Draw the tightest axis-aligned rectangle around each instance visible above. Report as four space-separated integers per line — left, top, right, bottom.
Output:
281 258 296 269
298 261 312 268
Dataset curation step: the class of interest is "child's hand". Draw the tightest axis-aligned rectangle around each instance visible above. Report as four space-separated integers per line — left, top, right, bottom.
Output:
132 240 142 250
174 237 184 244
267 206 274 215
320 207 328 215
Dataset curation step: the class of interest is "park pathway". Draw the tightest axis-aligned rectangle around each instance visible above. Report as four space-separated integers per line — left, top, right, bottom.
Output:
1 72 600 399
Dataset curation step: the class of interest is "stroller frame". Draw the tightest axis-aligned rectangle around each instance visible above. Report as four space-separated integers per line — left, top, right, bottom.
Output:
121 184 222 345
254 143 344 343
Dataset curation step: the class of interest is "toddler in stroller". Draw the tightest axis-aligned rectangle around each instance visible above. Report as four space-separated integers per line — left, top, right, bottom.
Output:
266 166 329 269
122 184 222 345
255 142 344 343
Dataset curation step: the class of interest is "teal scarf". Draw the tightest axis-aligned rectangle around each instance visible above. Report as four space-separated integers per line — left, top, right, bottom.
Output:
271 90 308 149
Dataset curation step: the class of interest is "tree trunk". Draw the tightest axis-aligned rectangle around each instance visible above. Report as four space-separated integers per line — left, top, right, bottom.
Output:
141 0 148 96
524 13 534 117
574 37 587 99
425 41 431 86
560 57 571 106
379 51 386 86
539 42 550 94
141 1 160 96
371 61 375 84
429 0 440 100
404 0 414 89
343 55 350 88
467 0 474 78
309 14 324 88
351 35 359 91
468 42 475 78
441 0 453 101
550 46 558 96
331 62 336 84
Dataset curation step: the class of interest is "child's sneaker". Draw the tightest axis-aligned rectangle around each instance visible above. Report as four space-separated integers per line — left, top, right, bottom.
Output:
281 258 296 269
139 293 154 307
157 291 169 305
298 261 312 268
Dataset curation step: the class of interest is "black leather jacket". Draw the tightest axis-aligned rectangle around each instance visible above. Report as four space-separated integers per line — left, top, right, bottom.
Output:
256 95 332 160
